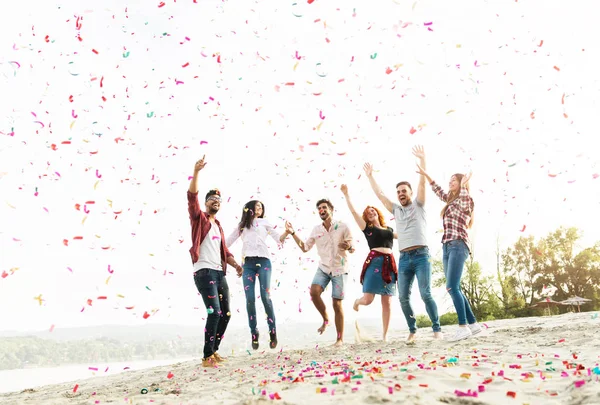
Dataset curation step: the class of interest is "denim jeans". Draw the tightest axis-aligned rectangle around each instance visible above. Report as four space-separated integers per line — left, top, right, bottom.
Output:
194 268 231 359
397 247 441 333
242 257 276 335
443 239 477 325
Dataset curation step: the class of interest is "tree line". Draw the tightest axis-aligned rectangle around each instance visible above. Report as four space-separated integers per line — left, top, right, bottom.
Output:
0 336 202 370
419 226 600 326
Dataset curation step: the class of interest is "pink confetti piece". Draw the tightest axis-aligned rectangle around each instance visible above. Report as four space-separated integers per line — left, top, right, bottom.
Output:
108 265 114 274
88 367 98 371
574 380 585 388
319 111 325 120
73 384 79 393
200 140 208 145
95 169 102 178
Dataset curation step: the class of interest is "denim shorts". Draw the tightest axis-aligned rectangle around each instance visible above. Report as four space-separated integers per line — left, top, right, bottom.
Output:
311 268 347 300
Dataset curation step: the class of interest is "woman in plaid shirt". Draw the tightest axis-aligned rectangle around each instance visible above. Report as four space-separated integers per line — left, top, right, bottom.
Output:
415 166 483 342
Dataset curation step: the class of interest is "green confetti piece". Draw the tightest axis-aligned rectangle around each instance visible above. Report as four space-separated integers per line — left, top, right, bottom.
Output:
145 286 151 291
147 112 154 118
246 350 252 355
370 53 378 59
123 51 130 58
351 374 363 379
332 377 339 384
400 368 408 372
545 361 553 365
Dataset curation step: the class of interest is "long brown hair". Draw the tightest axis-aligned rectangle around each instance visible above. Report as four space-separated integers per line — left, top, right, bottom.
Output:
441 173 474 228
362 206 386 227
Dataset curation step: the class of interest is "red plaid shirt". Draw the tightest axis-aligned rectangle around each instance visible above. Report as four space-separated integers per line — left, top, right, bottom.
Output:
187 191 233 273
431 183 474 246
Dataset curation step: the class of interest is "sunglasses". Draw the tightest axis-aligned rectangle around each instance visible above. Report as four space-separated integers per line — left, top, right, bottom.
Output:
206 196 222 203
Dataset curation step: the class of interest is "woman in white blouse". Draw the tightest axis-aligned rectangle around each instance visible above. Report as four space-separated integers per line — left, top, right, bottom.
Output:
226 200 289 350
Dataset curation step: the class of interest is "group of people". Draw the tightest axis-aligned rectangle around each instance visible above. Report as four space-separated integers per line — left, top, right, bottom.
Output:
187 146 481 368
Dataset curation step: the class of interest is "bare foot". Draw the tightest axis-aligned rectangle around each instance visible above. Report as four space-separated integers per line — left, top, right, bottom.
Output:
383 335 388 343
332 340 344 347
433 331 444 340
405 333 416 345
353 299 360 312
317 320 329 335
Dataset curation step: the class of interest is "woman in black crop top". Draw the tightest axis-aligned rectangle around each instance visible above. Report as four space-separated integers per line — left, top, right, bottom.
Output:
341 184 398 342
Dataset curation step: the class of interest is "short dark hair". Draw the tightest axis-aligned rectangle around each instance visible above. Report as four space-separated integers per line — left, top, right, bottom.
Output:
205 189 221 202
396 181 412 191
316 198 334 210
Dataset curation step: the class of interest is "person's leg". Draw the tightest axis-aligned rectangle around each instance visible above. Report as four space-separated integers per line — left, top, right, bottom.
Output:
310 269 331 334
381 295 392 342
213 272 231 354
331 274 347 346
444 241 470 325
354 256 381 311
414 249 441 335
257 258 276 333
193 269 220 359
397 255 417 336
353 293 375 311
242 260 258 337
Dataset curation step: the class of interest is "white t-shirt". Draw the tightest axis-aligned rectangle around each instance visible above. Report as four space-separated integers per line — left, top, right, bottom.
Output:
392 200 428 251
193 223 223 272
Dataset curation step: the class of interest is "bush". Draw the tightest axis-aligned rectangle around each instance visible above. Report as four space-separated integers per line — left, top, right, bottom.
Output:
439 312 459 326
416 315 432 328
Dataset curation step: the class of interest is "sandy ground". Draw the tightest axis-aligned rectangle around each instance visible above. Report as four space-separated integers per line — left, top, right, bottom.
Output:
1 312 599 405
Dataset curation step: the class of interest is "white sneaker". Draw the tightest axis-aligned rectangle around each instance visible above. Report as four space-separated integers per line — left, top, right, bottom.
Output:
468 323 482 335
448 327 472 342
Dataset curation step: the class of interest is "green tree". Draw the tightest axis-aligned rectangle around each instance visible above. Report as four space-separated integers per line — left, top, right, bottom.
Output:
501 235 544 308
536 227 600 305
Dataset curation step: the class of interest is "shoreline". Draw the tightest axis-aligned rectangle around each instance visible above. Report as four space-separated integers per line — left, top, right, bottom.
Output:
1 312 598 404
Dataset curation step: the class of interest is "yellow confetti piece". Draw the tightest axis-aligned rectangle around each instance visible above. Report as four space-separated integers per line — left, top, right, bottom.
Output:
81 216 88 225
105 276 111 285
117 294 125 298
293 61 299 71
70 120 76 129
6 201 16 209
316 122 323 131
446 110 456 114
94 180 100 190
456 44 462 48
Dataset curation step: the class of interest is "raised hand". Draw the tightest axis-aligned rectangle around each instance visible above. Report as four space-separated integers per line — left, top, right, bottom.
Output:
415 163 428 176
194 155 207 172
461 171 473 186
340 184 348 195
363 162 374 176
412 145 425 159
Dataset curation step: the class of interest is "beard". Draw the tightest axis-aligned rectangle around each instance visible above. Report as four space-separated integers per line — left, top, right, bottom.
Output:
208 206 219 215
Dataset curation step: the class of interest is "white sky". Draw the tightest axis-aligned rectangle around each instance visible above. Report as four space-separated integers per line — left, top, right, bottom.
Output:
1 0 599 333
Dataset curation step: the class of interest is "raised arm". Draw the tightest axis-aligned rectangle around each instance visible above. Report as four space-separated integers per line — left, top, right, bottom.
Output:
188 155 206 193
187 155 207 219
456 172 475 214
412 145 427 205
416 164 448 202
340 184 367 230
363 162 394 213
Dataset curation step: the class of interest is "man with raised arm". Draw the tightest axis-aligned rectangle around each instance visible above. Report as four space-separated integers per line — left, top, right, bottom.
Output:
364 146 442 344
187 155 243 367
284 198 355 347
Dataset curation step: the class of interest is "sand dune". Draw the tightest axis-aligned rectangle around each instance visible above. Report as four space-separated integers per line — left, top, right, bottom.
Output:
1 312 599 405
